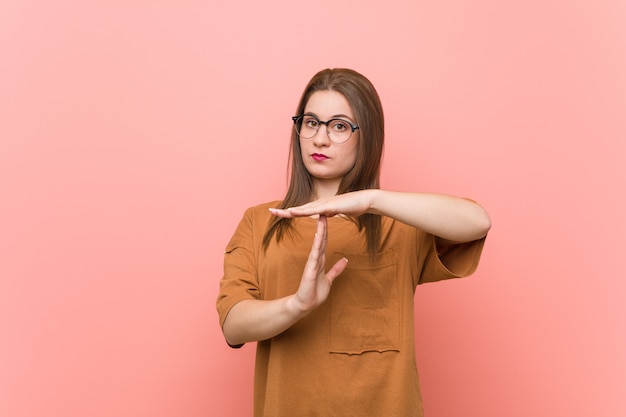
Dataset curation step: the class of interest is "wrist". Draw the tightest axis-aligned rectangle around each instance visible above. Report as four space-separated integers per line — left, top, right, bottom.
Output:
366 189 383 215
284 294 311 320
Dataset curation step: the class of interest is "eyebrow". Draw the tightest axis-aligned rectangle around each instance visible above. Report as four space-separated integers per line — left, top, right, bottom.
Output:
304 112 355 121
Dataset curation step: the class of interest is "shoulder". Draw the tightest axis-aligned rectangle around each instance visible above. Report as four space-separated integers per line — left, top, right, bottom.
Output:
234 200 282 230
227 201 281 250
241 200 281 218
250 200 281 211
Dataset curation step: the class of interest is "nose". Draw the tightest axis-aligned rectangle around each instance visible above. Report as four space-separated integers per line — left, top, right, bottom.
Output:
311 123 331 147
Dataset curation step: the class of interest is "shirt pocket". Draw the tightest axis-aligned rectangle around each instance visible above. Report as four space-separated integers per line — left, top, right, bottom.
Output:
328 250 401 354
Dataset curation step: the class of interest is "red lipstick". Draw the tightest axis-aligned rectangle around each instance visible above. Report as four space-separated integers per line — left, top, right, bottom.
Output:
312 153 328 161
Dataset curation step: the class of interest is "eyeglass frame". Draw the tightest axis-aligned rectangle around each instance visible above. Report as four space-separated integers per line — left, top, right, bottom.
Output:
291 114 360 143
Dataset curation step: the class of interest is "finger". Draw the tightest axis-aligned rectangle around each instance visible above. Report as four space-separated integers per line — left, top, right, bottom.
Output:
269 206 325 218
287 199 332 216
283 206 316 217
305 217 325 269
268 208 294 218
317 215 328 253
326 257 348 285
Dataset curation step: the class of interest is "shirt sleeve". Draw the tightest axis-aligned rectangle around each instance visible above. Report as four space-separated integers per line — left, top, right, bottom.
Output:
418 232 486 285
216 207 262 329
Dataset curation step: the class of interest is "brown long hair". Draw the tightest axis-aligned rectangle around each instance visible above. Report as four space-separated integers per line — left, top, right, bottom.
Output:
262 68 385 258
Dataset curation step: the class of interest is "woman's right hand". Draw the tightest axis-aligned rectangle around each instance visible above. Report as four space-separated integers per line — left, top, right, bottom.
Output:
287 215 348 314
222 215 348 346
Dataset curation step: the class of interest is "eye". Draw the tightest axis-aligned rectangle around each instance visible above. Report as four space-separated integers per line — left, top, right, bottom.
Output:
330 120 349 132
303 116 319 128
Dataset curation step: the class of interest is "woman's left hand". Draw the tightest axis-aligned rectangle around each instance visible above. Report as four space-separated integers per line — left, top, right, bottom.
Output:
269 189 491 243
269 190 375 219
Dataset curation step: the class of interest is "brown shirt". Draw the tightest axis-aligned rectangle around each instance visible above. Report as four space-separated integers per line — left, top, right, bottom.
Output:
217 201 486 417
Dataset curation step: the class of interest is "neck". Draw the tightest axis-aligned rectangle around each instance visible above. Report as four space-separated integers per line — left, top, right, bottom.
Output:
311 179 340 200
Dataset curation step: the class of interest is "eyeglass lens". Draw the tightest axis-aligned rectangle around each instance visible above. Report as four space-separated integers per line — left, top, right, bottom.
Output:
295 115 354 143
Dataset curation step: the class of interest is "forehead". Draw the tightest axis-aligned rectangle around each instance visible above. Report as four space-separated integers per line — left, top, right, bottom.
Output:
304 90 355 119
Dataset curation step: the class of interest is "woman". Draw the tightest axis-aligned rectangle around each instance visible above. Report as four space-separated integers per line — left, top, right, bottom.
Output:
217 68 491 417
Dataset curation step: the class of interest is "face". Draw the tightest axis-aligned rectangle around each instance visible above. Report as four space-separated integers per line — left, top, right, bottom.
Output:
299 90 359 196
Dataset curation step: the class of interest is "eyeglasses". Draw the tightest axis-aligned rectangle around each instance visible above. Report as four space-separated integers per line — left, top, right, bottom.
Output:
292 114 359 144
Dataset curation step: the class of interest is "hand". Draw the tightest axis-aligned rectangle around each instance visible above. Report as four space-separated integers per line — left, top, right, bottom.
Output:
269 190 375 219
288 215 348 314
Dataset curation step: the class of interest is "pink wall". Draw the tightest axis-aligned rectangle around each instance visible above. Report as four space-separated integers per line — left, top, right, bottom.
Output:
1 1 624 416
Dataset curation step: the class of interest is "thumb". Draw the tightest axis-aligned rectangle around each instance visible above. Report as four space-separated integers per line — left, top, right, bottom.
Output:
326 257 348 285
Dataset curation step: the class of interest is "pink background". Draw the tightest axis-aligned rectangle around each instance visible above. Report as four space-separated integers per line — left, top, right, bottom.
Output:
1 1 625 416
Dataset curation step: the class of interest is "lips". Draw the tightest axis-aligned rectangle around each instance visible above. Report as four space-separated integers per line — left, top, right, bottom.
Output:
312 153 329 161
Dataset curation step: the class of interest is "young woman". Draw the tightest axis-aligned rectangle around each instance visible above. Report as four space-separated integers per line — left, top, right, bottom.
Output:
217 68 491 417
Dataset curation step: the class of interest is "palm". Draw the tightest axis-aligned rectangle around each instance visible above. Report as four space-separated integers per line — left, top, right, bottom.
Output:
270 190 372 219
293 215 347 312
